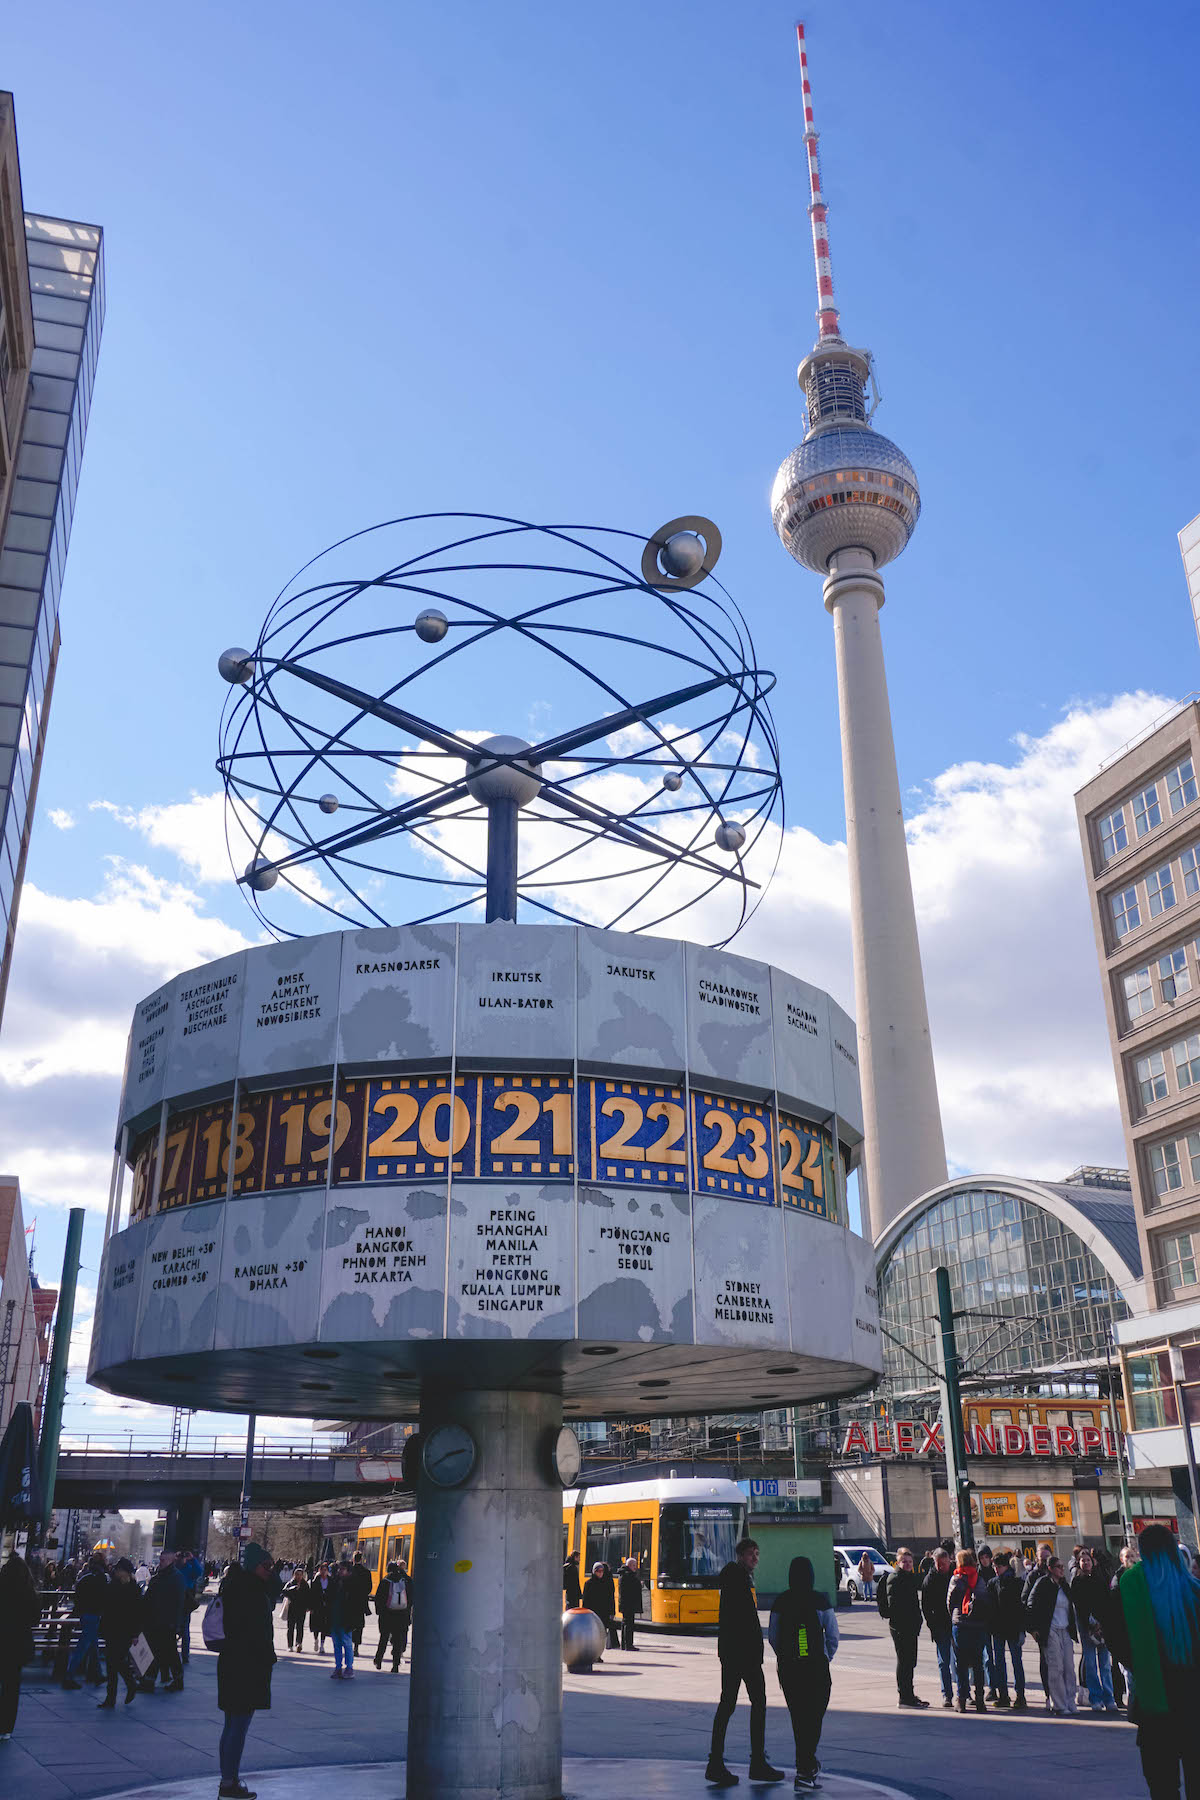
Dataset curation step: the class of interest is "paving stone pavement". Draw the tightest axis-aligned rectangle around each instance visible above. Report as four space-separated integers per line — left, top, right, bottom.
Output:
0 1601 1148 1800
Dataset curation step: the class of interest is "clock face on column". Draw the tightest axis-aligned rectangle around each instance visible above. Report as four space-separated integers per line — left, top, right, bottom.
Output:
421 1423 478 1488
551 1426 582 1487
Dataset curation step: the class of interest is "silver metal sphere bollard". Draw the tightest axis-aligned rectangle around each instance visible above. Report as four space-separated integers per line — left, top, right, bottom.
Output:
659 531 706 580
218 647 255 684
318 793 339 814
414 607 449 643
562 1607 605 1671
714 820 746 853
244 857 279 891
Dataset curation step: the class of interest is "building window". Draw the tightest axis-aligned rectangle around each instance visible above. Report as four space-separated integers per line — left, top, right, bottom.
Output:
1175 1033 1200 1089
1158 1231 1199 1293
1183 847 1200 897
1138 1050 1169 1104
1161 949 1192 1002
1149 866 1178 918
1150 1141 1183 1195
1125 965 1155 1018
1134 783 1163 837
1099 807 1128 863
1168 759 1199 816
1111 886 1141 938
1187 1132 1200 1183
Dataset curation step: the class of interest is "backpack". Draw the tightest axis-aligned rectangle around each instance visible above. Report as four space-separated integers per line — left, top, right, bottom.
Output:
202 1593 225 1648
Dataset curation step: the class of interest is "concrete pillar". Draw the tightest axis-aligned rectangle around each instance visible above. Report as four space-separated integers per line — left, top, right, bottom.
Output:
407 1387 563 1800
825 545 947 1241
165 1493 211 1555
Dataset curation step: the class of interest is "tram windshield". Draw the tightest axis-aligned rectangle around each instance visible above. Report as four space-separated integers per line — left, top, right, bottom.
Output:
658 1502 744 1585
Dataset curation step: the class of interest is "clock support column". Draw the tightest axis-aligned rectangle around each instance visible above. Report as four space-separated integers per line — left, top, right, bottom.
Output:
407 1386 565 1800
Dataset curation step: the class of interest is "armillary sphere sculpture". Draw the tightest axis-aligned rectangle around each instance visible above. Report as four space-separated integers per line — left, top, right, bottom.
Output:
217 512 782 945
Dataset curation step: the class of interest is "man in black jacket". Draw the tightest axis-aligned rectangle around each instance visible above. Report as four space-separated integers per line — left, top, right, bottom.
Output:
563 1551 582 1610
142 1554 185 1693
618 1557 643 1651
706 1538 785 1787
991 1551 1027 1710
878 1547 929 1709
920 1548 954 1707
62 1554 108 1690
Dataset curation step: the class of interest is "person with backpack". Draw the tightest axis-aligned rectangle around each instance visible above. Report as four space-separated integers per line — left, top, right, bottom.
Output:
1107 1522 1200 1796
373 1563 411 1670
877 1547 928 1708
768 1555 839 1793
947 1549 992 1712
214 1542 279 1800
98 1560 145 1710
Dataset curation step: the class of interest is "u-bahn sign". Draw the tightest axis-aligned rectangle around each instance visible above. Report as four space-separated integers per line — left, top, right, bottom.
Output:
841 1421 1122 1459
89 923 883 1420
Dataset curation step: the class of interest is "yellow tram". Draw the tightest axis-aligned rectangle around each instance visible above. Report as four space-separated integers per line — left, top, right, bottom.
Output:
357 1475 745 1628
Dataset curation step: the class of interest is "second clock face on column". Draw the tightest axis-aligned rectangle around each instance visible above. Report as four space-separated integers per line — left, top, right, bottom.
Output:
421 1423 478 1488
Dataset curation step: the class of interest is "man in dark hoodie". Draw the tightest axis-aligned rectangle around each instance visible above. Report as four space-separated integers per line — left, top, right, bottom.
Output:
216 1542 280 1799
768 1557 839 1793
878 1548 929 1708
920 1548 955 1708
62 1553 108 1690
706 1537 785 1788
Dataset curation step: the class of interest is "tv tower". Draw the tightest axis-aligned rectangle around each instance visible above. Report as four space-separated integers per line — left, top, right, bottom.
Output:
771 21 947 1241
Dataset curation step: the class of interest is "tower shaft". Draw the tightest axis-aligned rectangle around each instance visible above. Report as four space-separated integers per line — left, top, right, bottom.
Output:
826 550 947 1237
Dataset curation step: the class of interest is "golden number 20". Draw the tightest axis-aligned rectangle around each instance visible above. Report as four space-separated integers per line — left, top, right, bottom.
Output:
368 1090 470 1159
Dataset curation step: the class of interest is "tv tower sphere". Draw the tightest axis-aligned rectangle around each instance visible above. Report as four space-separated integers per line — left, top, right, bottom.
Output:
771 422 921 575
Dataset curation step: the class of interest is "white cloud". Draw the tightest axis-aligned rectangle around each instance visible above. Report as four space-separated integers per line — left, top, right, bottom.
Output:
91 791 337 908
48 808 75 830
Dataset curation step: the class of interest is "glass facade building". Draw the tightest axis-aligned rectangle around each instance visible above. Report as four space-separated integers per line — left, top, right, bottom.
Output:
877 1175 1140 1392
0 211 104 1021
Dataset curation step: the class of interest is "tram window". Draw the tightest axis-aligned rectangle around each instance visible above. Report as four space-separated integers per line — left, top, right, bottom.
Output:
361 1537 380 1573
586 1521 630 1571
385 1536 399 1566
989 1409 1012 1426
631 1521 652 1576
1047 1409 1068 1428
399 1535 412 1570
1071 1410 1096 1432
658 1503 742 1583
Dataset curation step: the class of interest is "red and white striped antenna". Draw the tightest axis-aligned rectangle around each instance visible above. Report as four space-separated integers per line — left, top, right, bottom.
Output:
795 22 842 344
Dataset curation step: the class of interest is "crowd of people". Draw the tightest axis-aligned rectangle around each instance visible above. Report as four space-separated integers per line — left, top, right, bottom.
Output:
562 1549 644 1654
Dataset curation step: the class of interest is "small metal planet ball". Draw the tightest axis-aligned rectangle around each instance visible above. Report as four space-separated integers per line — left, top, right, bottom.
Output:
562 1607 606 1670
714 820 746 853
318 794 339 814
662 771 684 792
659 531 706 580
244 857 279 891
414 607 449 643
218 647 255 685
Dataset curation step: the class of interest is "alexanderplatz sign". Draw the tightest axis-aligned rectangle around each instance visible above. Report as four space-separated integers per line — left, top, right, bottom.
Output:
841 1419 1123 1460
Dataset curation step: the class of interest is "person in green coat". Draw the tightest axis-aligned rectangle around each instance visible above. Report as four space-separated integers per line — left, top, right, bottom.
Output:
1108 1524 1200 1799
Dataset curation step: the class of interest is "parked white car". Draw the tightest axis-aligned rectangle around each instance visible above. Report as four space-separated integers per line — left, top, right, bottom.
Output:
834 1546 891 1600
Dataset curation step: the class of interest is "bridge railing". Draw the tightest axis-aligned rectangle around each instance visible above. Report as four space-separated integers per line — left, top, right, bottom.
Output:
58 1430 353 1462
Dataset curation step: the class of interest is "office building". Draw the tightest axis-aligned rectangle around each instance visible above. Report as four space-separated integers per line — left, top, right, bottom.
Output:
0 1173 57 1429
1180 512 1200 651
0 92 104 1024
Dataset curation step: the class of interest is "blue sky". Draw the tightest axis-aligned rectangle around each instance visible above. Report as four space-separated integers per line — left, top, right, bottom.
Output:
4 0 1199 1443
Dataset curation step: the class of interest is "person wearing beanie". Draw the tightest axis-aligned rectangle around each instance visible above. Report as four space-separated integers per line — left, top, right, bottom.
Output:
215 1544 278 1799
99 1561 144 1709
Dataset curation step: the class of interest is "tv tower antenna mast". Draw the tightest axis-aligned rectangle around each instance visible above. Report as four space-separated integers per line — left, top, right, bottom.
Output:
772 22 947 1242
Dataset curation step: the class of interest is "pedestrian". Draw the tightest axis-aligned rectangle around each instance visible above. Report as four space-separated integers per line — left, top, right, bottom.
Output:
1070 1547 1118 1714
0 1552 41 1743
134 1560 150 1590
768 1555 838 1793
349 1554 373 1654
98 1559 144 1709
62 1553 109 1690
600 1563 620 1650
283 1567 310 1652
373 1562 411 1670
581 1562 615 1644
705 1536 785 1788
328 1561 362 1679
142 1551 185 1692
947 1549 990 1713
1022 1539 1055 1708
920 1547 955 1709
1107 1522 1200 1798
857 1551 875 1602
974 1545 999 1699
877 1546 928 1709
309 1563 331 1652
618 1556 643 1651
216 1543 278 1800
990 1551 1027 1711
1027 1556 1078 1716
177 1550 204 1666
563 1550 582 1610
